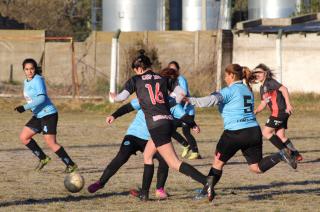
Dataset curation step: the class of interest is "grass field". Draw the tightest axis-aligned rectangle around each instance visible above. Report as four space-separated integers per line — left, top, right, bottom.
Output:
0 97 319 211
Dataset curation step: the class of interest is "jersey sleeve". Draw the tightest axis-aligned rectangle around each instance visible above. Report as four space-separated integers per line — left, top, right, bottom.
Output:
218 87 231 104
130 98 141 110
178 76 188 94
123 77 136 94
33 76 47 95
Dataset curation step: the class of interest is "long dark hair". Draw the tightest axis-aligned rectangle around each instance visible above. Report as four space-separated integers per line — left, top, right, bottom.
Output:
160 67 179 80
22 58 42 75
131 49 152 70
254 63 274 80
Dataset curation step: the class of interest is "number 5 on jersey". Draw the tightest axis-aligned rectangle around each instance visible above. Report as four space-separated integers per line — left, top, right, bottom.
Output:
145 83 165 105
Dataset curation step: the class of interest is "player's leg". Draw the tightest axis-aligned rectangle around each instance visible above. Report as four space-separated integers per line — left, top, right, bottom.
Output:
182 122 201 159
172 119 190 158
154 152 169 199
21 117 50 170
276 128 303 161
42 114 77 172
88 135 139 193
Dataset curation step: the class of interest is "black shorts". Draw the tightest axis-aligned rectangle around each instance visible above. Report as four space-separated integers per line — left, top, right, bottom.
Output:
26 113 58 135
215 126 262 164
120 135 148 155
149 121 173 147
265 113 289 129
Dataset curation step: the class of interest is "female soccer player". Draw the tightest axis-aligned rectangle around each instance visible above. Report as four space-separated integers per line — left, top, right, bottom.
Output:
187 64 297 201
253 63 302 161
109 50 211 201
168 61 201 159
14 58 77 173
87 96 198 199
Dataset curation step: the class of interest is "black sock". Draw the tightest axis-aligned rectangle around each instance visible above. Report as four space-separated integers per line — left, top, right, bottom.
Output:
183 126 199 152
55 147 75 166
141 164 154 193
269 135 286 150
171 131 189 147
26 138 46 160
284 139 297 152
156 160 169 189
258 153 282 172
208 167 222 188
99 151 131 186
179 162 206 185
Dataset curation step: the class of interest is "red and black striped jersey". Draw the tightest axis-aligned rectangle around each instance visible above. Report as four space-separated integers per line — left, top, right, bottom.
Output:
123 70 177 129
259 78 286 117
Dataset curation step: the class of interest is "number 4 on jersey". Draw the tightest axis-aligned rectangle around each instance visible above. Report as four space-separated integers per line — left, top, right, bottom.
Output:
145 83 165 105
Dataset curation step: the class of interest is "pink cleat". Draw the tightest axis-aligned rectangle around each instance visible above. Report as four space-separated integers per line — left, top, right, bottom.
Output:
155 187 168 199
87 181 103 193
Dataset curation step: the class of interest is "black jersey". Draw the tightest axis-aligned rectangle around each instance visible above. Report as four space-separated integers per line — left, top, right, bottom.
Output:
259 78 286 117
123 70 177 129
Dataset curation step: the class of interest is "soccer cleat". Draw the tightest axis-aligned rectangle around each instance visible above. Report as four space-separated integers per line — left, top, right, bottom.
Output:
181 145 190 158
194 187 208 200
280 149 297 169
155 187 168 199
187 152 201 160
292 150 303 162
130 188 149 201
35 156 51 171
65 164 78 173
206 176 216 202
88 181 103 193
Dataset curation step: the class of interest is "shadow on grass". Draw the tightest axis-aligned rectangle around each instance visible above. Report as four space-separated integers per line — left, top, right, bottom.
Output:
248 187 320 200
0 191 129 208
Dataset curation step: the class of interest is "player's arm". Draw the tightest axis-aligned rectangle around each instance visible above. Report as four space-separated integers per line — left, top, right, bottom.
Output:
279 85 294 114
14 78 47 113
110 78 135 102
254 100 267 115
187 92 223 108
106 99 140 124
171 103 200 133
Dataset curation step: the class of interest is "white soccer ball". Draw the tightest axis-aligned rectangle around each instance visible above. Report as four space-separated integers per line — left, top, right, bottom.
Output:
64 172 85 193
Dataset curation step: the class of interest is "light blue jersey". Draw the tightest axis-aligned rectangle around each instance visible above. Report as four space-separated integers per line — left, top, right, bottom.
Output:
218 81 258 130
126 98 186 140
23 74 57 118
178 75 195 116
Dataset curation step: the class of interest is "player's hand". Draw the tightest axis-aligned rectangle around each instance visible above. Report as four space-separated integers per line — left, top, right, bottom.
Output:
254 109 258 115
109 92 116 100
286 104 294 115
14 105 25 113
192 125 200 134
106 116 115 125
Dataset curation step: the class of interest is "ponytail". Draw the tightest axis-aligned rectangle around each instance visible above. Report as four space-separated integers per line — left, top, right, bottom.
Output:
242 66 253 91
131 49 152 70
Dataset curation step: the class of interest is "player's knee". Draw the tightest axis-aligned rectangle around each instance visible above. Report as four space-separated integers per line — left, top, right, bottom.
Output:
19 133 30 144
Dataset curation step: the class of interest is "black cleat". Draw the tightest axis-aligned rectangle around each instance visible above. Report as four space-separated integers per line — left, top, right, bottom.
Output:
280 149 297 169
206 176 216 202
130 188 149 201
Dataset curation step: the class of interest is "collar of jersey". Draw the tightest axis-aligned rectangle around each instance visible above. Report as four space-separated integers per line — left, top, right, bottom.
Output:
228 80 243 87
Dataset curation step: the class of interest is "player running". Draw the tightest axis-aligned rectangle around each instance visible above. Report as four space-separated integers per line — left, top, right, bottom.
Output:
168 61 201 159
253 63 302 162
14 58 77 173
186 64 297 202
109 50 211 201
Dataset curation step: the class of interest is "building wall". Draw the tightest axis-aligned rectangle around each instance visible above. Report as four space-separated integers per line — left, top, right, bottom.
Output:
233 32 320 93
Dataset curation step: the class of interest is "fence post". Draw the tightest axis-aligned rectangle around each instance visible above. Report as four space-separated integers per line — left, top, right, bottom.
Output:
9 64 13 83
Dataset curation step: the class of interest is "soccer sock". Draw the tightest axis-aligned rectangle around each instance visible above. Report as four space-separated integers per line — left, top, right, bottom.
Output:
26 138 46 160
156 160 169 189
99 151 131 186
258 153 282 172
141 164 154 193
183 126 199 152
179 162 207 185
208 167 222 188
171 131 189 147
284 139 298 152
55 147 75 166
269 135 286 150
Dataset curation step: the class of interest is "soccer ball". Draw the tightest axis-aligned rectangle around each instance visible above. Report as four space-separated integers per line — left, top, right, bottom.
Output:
64 172 85 193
